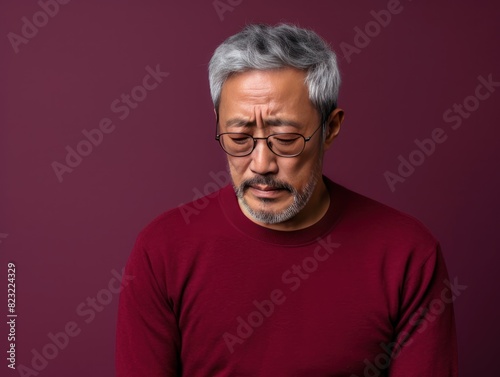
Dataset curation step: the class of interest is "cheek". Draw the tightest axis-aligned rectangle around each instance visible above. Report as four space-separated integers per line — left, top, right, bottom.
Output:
227 157 249 181
279 156 318 182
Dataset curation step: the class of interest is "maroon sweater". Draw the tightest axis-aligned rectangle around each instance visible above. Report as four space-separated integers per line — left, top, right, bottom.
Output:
116 177 458 376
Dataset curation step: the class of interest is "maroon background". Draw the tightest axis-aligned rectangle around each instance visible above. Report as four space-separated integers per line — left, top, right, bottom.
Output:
1 0 499 376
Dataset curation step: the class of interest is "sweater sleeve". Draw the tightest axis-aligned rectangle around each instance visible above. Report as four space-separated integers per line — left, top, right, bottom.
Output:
388 245 459 377
115 232 182 377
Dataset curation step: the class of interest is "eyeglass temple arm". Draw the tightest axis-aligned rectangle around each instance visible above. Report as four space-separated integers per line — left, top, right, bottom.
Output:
214 111 220 140
304 122 325 142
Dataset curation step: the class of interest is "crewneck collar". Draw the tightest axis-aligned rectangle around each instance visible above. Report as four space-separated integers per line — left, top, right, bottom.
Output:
218 175 347 246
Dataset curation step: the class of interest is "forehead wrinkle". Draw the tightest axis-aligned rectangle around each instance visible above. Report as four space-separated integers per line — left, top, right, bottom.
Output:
225 101 303 130
219 68 318 130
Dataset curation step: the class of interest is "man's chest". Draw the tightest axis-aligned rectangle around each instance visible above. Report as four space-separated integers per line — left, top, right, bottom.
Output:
168 244 396 376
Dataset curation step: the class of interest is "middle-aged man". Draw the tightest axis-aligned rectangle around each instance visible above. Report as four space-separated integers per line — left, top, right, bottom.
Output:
116 24 458 376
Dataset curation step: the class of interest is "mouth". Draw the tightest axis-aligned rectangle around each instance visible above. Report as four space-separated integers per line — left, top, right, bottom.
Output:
248 185 287 198
251 185 282 191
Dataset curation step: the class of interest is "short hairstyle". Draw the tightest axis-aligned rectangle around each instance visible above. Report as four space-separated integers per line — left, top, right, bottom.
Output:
208 23 341 123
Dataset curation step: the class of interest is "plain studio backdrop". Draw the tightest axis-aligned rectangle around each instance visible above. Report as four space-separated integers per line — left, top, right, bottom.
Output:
0 0 499 376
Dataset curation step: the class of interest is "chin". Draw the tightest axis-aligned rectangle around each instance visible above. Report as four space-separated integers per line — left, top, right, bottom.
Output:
241 193 307 225
246 192 293 208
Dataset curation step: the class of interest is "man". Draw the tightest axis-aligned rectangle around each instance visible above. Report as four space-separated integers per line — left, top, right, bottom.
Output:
116 24 458 376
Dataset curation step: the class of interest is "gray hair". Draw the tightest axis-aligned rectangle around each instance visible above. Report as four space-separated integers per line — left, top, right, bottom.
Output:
208 23 341 123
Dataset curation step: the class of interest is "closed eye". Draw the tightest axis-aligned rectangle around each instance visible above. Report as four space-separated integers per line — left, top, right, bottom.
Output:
274 136 301 145
229 136 251 144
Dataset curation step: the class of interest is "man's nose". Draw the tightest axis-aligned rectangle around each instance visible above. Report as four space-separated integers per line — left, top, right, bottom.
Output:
249 138 279 175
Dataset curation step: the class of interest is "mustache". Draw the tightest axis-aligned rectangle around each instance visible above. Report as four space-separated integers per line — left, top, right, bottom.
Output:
240 176 294 193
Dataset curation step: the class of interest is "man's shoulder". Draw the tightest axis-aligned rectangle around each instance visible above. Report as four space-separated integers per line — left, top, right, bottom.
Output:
135 184 231 246
330 179 439 247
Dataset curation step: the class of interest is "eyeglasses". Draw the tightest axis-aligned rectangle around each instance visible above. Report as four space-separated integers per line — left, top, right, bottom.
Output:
215 123 323 158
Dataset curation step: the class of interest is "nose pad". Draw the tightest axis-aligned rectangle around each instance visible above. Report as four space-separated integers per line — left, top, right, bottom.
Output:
265 138 274 153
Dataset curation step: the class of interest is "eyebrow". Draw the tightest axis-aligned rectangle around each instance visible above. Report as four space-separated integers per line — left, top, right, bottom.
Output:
225 118 303 129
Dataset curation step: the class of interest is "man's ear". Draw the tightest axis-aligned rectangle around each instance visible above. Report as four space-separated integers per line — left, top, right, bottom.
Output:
323 108 344 150
213 108 218 120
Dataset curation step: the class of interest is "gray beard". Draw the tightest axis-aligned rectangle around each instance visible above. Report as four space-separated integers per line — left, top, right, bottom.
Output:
232 160 323 225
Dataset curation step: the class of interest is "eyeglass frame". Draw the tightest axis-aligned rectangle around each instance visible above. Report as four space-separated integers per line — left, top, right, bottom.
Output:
214 119 325 158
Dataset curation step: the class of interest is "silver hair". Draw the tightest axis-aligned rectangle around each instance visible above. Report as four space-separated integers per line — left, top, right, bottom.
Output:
208 23 341 123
